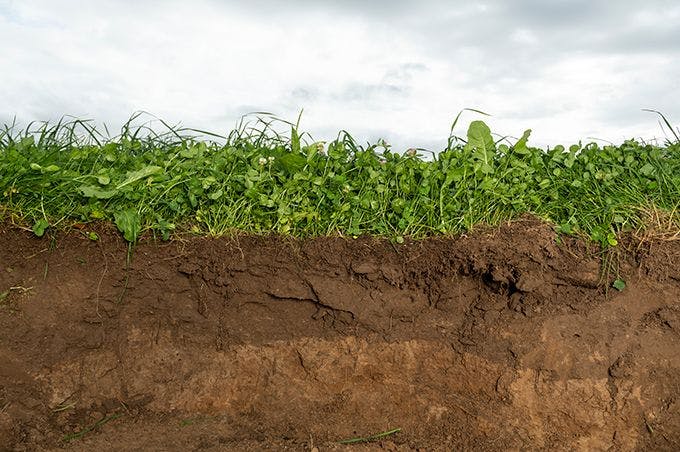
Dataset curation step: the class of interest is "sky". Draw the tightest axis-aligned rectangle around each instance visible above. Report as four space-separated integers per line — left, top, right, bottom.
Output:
1 0 679 151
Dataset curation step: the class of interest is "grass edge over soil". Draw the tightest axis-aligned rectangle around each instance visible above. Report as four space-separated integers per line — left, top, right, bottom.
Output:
1 113 678 247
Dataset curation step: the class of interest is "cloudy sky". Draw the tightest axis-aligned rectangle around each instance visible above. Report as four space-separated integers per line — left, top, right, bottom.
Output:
1 0 679 150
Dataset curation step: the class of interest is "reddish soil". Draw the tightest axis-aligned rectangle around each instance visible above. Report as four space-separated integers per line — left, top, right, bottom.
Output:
1 217 679 451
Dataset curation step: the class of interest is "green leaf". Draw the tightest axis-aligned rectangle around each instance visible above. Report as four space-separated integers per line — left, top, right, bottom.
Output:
465 121 496 174
465 121 495 154
291 126 301 154
639 163 655 176
612 279 626 291
479 163 494 175
28 163 60 173
179 146 198 158
116 166 162 189
208 189 223 200
114 209 141 242
155 218 175 241
79 185 118 199
607 232 618 246
513 129 532 154
32 219 49 237
277 153 307 173
18 135 35 150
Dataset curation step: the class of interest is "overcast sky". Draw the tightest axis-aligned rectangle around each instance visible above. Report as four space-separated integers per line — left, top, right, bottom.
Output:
1 0 679 150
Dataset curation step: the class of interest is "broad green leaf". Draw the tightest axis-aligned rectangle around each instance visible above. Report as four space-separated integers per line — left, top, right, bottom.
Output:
32 219 49 237
208 189 223 200
79 185 117 199
639 163 655 176
201 176 217 189
479 163 494 175
478 176 496 189
19 136 35 150
278 153 306 173
180 147 198 158
116 166 162 189
612 279 626 291
465 121 495 174
464 121 495 153
29 163 59 173
114 209 141 242
155 218 175 241
607 233 618 246
513 129 532 154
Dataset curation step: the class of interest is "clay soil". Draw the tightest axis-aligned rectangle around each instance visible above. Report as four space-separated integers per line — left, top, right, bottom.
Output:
1 217 679 451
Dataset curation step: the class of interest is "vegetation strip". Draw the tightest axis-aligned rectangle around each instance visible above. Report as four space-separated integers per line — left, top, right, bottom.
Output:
338 427 402 444
1 112 678 245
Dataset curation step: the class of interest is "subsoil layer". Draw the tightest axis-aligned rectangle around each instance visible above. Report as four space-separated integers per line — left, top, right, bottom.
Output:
1 218 679 451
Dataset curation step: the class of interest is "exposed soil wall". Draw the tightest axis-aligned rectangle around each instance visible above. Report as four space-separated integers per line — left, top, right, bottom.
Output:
1 218 679 451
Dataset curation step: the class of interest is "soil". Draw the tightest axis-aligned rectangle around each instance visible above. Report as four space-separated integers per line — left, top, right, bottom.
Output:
1 217 679 451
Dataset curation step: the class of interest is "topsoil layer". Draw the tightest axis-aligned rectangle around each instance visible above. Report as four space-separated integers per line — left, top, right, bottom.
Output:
1 218 679 451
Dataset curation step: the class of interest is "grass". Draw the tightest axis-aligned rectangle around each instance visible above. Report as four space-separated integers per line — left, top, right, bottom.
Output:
338 427 402 444
0 111 678 246
61 413 122 442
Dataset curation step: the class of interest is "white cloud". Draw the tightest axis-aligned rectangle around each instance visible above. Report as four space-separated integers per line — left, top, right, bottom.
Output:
510 28 538 45
0 0 678 150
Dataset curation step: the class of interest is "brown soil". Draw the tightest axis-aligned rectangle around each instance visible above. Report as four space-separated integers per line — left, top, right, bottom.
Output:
1 217 679 451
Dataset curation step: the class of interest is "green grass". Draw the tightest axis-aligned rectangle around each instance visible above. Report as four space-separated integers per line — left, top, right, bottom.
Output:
61 413 122 442
338 427 402 444
1 112 678 246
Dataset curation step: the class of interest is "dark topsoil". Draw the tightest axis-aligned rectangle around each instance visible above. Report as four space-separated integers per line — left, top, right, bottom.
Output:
1 217 679 451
